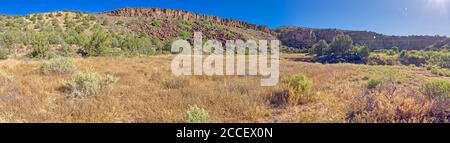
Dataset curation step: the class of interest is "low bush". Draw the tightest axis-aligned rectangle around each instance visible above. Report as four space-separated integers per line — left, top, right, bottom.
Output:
367 78 383 89
186 105 210 123
40 58 77 75
0 48 9 60
283 74 313 105
421 78 450 99
366 53 399 65
429 66 450 77
62 72 117 97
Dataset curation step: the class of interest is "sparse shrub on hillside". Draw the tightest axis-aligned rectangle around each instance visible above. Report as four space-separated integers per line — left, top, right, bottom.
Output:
421 79 450 99
121 35 155 56
56 12 63 17
1 30 21 49
186 105 210 123
311 40 329 56
149 20 161 27
51 18 59 27
179 31 192 40
64 18 76 28
40 58 77 75
64 28 89 46
57 44 76 57
29 32 54 59
115 20 125 26
36 14 43 21
101 19 110 26
88 14 96 21
47 31 64 45
83 28 111 56
0 48 9 60
283 74 313 105
178 20 193 30
62 72 117 97
74 12 82 20
202 21 214 28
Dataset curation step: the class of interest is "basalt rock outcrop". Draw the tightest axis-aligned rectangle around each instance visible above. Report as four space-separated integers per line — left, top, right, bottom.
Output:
103 8 271 33
275 26 447 50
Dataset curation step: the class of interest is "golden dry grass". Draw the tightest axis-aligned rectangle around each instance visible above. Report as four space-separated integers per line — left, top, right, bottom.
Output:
0 54 446 123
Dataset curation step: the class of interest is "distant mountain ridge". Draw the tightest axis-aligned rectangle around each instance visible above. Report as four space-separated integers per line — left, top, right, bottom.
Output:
101 8 271 33
274 26 449 50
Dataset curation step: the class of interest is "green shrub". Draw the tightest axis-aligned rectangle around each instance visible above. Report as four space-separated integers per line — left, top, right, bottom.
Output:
179 31 192 39
367 78 383 89
329 34 353 55
421 79 450 99
62 72 117 97
186 105 210 123
29 33 54 59
311 40 329 56
57 44 76 57
115 20 125 26
0 48 9 60
40 58 77 75
354 45 371 59
283 74 313 105
88 15 96 21
400 50 450 68
83 28 111 56
366 53 399 65
149 20 161 27
429 66 450 77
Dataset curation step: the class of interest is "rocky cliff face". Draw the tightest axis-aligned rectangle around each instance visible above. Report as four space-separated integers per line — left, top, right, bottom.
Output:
275 26 447 50
103 8 271 33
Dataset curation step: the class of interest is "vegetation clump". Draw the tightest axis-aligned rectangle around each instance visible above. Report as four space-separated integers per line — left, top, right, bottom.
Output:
186 105 210 123
421 78 450 99
283 74 313 105
62 72 117 97
40 58 77 75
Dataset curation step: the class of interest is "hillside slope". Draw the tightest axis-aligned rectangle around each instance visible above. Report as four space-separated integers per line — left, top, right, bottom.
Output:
0 8 276 58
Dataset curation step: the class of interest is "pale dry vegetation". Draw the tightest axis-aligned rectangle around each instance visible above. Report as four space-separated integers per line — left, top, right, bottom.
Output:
0 54 448 123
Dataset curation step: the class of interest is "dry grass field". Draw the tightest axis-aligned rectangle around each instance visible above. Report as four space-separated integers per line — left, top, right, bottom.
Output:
0 54 446 123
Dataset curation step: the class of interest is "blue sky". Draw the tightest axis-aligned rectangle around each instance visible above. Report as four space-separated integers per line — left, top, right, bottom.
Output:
0 0 449 36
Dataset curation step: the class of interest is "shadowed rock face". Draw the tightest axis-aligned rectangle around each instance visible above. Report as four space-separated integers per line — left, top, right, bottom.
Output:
275 26 447 50
103 8 271 33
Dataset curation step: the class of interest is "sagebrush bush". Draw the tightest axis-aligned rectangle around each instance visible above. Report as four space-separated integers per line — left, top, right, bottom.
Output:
367 78 383 89
428 65 450 77
421 78 450 99
0 48 9 60
40 58 77 75
62 72 117 97
366 53 400 65
283 74 313 105
186 105 210 123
